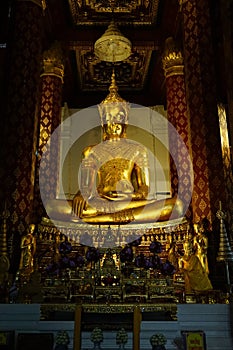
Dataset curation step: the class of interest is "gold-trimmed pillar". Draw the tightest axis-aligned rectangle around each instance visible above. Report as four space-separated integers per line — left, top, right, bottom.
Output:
181 0 229 227
33 41 65 220
2 0 45 233
162 37 193 220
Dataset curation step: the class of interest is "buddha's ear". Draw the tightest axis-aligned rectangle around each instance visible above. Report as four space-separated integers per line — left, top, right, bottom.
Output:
122 124 128 137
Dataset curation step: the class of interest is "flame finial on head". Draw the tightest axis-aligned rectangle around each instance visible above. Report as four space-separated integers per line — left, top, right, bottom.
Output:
98 70 130 126
100 70 126 104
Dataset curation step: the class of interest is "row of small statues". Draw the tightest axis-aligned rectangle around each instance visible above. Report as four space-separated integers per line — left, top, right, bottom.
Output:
18 219 213 295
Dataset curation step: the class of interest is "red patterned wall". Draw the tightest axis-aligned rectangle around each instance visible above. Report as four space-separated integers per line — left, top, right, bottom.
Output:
166 74 193 220
3 1 43 232
33 75 63 221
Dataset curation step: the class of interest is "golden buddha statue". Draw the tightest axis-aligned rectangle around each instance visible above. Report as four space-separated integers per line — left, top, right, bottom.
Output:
193 221 209 274
46 72 184 225
19 223 36 275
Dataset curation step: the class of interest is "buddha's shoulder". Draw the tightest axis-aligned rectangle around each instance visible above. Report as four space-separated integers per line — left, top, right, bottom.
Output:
123 138 147 149
82 144 97 158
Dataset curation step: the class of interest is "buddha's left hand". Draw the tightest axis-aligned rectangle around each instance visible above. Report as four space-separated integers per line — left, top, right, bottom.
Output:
102 192 133 201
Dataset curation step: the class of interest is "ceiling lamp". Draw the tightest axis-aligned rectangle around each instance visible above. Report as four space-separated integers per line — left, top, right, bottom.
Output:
94 20 132 62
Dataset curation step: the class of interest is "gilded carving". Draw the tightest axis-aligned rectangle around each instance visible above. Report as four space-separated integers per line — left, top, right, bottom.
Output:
68 0 160 26
162 37 184 77
41 42 65 82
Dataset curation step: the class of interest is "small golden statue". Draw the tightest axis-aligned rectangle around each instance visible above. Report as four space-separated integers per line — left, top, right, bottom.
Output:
167 242 179 272
46 71 183 225
179 241 212 293
193 221 209 274
19 224 36 276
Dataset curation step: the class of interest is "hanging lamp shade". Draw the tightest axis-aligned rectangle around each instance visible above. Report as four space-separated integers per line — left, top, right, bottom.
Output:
94 20 132 62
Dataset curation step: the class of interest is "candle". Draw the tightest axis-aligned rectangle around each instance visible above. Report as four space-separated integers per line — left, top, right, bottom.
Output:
219 201 222 211
133 306 141 350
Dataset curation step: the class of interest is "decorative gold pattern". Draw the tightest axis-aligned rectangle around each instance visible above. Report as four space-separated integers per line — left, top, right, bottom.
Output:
40 303 177 320
68 0 160 26
38 218 190 250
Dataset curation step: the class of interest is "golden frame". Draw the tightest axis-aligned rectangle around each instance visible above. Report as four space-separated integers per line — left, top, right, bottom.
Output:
181 330 207 350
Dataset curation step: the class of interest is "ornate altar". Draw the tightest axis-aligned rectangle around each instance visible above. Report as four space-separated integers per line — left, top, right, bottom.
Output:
16 218 192 305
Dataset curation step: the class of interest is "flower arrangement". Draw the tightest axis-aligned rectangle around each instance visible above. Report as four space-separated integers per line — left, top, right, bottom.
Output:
120 246 133 263
116 328 128 345
90 327 104 344
173 337 184 350
134 253 146 268
149 241 163 254
55 330 70 346
160 259 176 276
150 333 167 346
86 247 100 263
59 241 72 254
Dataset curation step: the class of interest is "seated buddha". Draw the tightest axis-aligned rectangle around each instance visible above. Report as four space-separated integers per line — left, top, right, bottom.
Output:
46 72 184 225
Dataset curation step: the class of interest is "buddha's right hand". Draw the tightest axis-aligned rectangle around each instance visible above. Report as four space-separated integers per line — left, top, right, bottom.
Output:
72 191 87 218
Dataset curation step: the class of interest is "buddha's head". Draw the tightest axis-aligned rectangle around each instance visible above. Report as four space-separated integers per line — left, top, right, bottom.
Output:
28 223 35 234
98 70 130 140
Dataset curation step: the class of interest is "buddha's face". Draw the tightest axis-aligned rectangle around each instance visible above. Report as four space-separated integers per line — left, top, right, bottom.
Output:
102 105 127 139
28 224 35 233
183 242 193 256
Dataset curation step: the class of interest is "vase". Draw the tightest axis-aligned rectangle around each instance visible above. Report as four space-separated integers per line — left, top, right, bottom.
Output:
93 342 101 349
152 346 166 350
118 344 126 349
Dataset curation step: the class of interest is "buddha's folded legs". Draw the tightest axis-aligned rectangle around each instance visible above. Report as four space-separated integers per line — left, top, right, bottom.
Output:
45 197 184 225
80 197 184 224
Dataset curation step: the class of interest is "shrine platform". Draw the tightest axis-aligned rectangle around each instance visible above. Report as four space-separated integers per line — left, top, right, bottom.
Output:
0 303 232 349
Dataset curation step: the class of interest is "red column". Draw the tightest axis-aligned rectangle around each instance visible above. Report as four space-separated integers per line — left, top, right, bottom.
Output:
162 38 193 220
3 0 44 232
181 0 230 227
33 42 64 221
